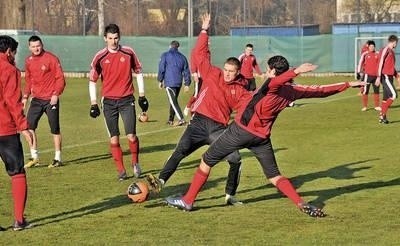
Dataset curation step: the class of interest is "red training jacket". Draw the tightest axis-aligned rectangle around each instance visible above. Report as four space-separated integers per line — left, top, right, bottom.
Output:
238 53 262 79
24 50 66 100
357 51 379 76
235 81 351 139
0 53 28 136
377 46 397 77
190 31 249 125
89 45 142 99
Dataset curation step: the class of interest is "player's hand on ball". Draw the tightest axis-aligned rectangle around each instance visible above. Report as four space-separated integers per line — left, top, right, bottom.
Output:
90 104 100 118
138 96 149 112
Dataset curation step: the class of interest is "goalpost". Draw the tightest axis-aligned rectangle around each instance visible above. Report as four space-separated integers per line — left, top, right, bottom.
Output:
354 36 387 78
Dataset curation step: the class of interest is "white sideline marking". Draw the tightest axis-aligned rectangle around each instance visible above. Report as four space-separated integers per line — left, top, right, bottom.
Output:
33 94 358 155
30 126 181 155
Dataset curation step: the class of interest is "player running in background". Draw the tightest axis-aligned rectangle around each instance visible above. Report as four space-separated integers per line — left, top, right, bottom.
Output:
375 35 398 124
88 24 149 181
238 43 263 91
0 35 34 230
157 40 191 126
357 40 381 112
166 55 364 218
23 35 66 168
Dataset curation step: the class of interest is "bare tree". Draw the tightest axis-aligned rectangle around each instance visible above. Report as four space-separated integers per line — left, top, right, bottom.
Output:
341 0 399 22
98 0 104 35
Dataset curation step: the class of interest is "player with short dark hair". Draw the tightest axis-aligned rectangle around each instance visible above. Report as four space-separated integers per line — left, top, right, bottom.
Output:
0 35 34 230
357 40 380 111
23 35 66 168
89 23 149 181
375 34 398 124
166 54 364 218
157 40 191 126
238 43 263 91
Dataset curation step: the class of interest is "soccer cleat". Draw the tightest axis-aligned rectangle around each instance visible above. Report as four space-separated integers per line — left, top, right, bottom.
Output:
24 158 40 168
361 107 367 112
118 171 129 181
298 202 326 218
48 159 62 168
379 115 389 124
174 119 186 127
0 226 5 231
132 163 142 178
167 120 174 126
225 195 243 206
145 174 163 194
13 219 33 231
374 106 381 111
165 195 193 211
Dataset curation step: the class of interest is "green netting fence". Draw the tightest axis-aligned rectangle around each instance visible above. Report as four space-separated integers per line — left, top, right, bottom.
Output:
11 34 395 75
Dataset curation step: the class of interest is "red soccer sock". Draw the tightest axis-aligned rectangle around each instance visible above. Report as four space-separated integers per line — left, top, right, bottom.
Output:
183 168 210 205
362 94 368 108
373 94 380 108
110 143 125 173
11 174 27 223
380 98 393 116
275 177 303 206
128 137 139 164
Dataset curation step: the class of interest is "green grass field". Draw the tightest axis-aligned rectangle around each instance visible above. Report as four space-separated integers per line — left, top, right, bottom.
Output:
1 76 399 245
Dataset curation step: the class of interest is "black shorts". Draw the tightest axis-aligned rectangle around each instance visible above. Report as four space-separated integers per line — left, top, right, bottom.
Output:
245 78 257 91
381 75 397 100
0 134 25 176
102 96 137 137
27 98 61 134
203 122 281 179
362 74 379 94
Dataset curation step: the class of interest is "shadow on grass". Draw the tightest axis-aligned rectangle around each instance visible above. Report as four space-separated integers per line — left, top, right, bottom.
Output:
30 194 130 227
194 159 398 210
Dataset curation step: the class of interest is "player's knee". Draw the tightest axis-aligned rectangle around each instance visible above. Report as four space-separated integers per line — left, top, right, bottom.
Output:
7 166 25 176
226 154 241 166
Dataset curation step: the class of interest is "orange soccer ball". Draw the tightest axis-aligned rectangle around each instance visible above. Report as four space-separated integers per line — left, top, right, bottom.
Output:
127 181 149 203
138 112 149 122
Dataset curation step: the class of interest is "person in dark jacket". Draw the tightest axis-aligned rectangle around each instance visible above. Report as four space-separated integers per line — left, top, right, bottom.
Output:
158 40 191 126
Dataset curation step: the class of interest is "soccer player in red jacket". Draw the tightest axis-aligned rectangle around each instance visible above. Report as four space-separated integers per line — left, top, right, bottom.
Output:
238 43 263 91
0 35 34 230
23 36 66 168
148 13 250 205
375 35 398 124
89 24 149 181
166 55 364 217
357 40 380 111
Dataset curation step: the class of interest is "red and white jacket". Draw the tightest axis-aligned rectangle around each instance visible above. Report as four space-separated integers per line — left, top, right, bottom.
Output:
357 51 379 76
377 46 397 77
235 80 351 139
24 50 66 100
0 54 28 136
89 45 142 99
238 53 262 79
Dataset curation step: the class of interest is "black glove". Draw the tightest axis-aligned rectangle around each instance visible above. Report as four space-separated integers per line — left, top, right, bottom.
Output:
138 96 149 112
356 73 361 80
90 104 100 118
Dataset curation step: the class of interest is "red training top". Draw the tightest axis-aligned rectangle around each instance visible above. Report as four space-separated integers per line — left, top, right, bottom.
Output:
0 53 28 136
377 46 397 77
89 45 142 99
357 51 379 76
238 53 262 79
24 50 66 100
235 80 351 139
190 31 249 125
